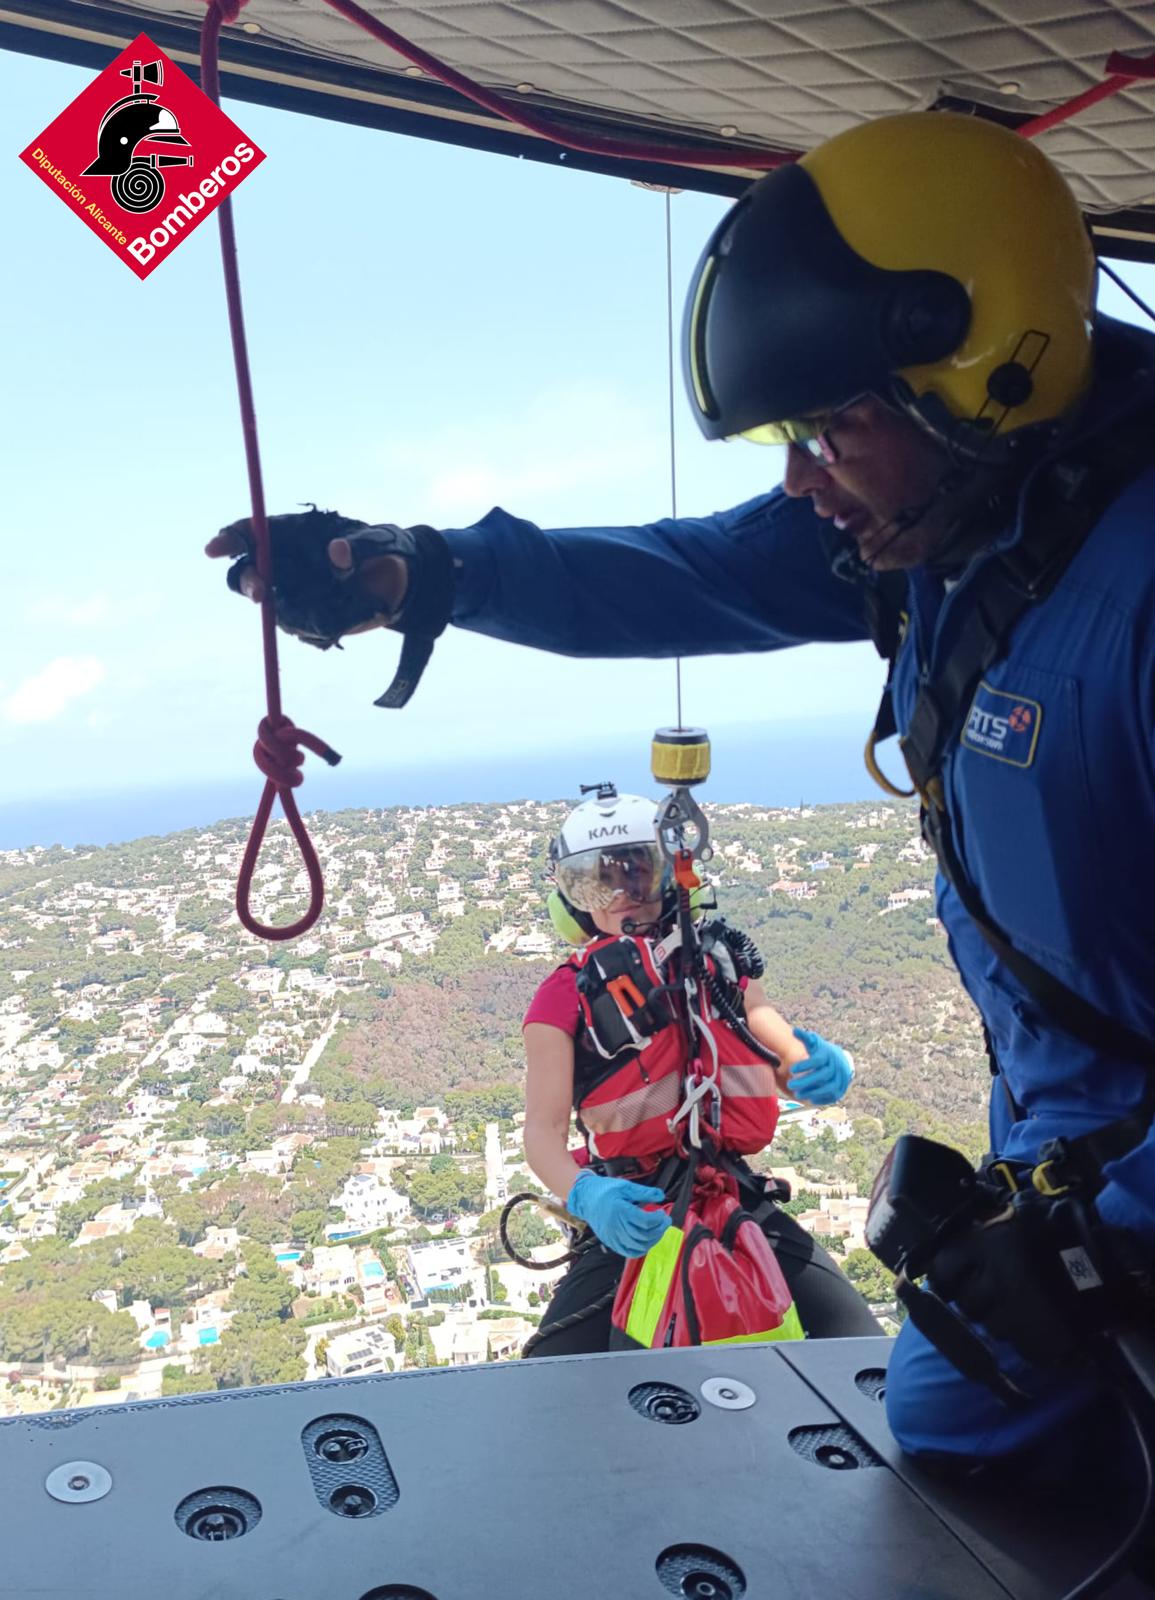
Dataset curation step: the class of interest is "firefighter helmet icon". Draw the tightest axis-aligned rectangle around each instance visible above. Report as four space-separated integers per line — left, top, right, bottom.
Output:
81 58 193 213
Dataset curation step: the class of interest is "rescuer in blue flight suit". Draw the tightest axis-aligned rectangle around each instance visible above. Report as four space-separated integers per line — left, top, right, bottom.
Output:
210 110 1155 1466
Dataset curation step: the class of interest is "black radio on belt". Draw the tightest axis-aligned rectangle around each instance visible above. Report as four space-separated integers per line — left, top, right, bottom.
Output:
866 1135 1033 1403
866 1134 991 1277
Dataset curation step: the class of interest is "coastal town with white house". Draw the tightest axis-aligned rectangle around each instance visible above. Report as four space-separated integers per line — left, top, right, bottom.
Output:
0 797 971 1414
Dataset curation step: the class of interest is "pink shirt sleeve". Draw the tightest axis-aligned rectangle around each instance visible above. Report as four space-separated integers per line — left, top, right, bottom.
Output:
523 963 580 1036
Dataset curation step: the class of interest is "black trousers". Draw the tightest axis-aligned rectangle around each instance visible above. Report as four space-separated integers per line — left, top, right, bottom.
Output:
525 1204 882 1358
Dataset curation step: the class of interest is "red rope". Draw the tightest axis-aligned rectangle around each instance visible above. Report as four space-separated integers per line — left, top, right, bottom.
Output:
318 0 795 172
1018 50 1155 140
202 0 340 942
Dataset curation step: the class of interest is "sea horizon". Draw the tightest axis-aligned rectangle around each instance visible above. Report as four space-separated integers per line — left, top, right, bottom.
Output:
0 712 906 851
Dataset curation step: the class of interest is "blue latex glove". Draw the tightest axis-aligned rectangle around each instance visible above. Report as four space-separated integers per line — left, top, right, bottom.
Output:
566 1171 671 1258
787 1027 854 1105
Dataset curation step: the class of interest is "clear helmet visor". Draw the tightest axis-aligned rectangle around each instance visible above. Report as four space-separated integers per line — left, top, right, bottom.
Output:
554 842 668 915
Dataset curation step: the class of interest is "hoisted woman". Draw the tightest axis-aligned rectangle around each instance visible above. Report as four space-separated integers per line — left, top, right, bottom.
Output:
520 784 880 1357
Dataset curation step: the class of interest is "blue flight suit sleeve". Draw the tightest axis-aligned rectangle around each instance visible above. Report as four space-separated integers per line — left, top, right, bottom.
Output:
1098 1144 1155 1238
441 489 871 657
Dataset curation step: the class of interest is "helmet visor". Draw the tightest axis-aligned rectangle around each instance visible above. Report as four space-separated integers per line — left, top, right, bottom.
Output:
682 163 969 444
555 843 667 915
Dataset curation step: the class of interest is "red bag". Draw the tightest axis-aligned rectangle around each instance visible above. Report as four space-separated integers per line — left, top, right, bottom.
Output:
610 1164 803 1349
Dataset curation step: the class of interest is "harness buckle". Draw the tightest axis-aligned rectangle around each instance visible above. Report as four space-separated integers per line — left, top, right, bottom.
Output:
924 775 946 812
1031 1159 1070 1198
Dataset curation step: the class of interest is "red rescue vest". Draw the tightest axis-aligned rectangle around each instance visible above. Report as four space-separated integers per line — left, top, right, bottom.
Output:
568 932 780 1164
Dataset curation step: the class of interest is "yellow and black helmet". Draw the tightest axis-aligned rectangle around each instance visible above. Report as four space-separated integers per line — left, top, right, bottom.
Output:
684 112 1097 457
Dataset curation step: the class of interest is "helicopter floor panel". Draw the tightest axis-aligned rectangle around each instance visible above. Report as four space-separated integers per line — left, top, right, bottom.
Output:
0 1338 1142 1600
780 1338 1150 1600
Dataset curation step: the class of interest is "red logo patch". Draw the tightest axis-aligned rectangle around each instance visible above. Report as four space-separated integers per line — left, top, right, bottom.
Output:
19 34 264 279
1008 705 1032 733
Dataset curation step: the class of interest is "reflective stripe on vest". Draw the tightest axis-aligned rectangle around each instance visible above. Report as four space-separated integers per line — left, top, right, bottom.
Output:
702 1304 805 1345
580 1047 683 1154
624 1224 685 1347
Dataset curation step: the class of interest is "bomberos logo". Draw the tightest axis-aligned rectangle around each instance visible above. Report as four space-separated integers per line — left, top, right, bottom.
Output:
19 33 265 279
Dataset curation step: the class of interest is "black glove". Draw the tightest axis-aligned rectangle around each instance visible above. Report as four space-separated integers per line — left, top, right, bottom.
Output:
220 508 454 707
927 1188 1149 1367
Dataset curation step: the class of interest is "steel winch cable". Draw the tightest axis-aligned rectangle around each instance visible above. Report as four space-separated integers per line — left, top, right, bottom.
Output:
664 190 684 734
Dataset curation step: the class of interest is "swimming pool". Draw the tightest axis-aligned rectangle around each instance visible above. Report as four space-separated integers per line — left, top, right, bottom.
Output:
361 1262 385 1281
275 1251 302 1263
144 1331 170 1349
198 1328 219 1345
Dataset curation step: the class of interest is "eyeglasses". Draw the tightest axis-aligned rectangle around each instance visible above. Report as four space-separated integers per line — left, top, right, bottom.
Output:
734 394 867 461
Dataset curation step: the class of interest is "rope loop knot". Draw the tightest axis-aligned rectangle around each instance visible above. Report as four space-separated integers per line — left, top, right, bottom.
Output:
253 714 338 789
235 717 341 941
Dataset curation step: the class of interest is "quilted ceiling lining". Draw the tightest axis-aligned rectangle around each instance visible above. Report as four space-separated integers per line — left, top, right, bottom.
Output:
12 0 1155 213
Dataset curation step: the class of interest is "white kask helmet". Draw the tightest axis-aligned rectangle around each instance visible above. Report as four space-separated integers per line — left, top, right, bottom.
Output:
549 784 667 922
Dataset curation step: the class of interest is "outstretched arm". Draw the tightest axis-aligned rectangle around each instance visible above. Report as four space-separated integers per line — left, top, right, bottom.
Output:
445 491 871 658
207 489 871 666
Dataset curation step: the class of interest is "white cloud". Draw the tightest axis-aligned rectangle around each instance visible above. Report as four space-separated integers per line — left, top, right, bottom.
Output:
2 657 108 725
25 594 112 626
377 381 664 524
24 593 160 627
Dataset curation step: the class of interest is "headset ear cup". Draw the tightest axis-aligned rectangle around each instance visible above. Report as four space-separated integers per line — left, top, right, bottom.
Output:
883 272 971 368
547 889 594 946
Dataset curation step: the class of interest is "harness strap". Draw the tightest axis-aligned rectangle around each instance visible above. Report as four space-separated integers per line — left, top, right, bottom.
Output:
599 1147 775 1218
1032 1109 1155 1198
924 802 1155 1071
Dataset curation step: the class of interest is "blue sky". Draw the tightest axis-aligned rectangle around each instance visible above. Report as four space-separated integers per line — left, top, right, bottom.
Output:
5 46 1155 838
